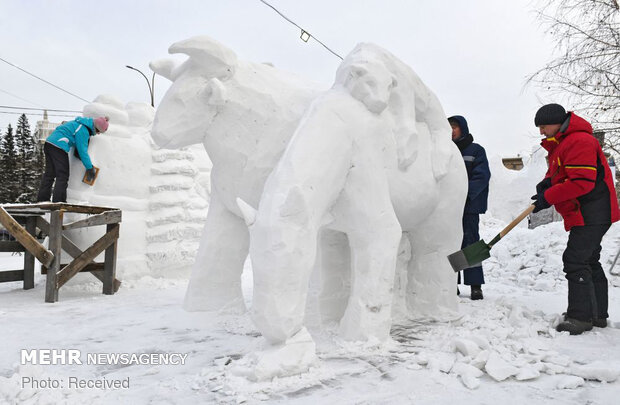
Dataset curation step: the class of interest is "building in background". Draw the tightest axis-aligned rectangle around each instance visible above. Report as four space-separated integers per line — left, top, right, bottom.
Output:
33 110 60 147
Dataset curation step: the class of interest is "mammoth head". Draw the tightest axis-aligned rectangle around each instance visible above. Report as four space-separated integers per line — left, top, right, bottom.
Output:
151 35 238 149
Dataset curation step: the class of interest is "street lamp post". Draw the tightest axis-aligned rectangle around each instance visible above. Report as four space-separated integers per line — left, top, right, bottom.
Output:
125 65 155 107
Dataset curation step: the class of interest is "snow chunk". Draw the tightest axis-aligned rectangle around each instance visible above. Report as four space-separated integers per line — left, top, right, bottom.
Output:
515 366 540 381
569 361 620 382
453 338 481 357
556 375 585 389
484 352 520 381
427 352 456 373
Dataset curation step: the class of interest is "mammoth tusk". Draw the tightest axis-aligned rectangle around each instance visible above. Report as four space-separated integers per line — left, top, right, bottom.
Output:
236 198 257 227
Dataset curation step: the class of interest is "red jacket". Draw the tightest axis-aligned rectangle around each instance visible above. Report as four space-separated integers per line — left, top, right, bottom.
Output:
540 113 620 231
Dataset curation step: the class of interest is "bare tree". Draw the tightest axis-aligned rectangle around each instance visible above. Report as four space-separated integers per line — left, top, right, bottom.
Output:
530 0 620 153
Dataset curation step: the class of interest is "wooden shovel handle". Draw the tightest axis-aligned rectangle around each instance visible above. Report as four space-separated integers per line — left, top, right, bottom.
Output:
499 205 535 239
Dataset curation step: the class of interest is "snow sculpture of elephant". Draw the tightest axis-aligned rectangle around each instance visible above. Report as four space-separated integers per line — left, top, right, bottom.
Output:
150 35 323 311
239 43 467 353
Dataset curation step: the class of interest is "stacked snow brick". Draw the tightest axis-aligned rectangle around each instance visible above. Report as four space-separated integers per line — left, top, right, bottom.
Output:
146 147 209 276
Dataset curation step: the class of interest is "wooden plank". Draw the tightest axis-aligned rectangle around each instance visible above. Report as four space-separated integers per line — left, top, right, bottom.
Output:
7 210 48 217
0 242 26 252
45 210 62 303
103 224 119 295
3 203 118 215
3 202 62 211
0 207 54 268
42 262 105 274
23 217 36 290
63 210 122 230
36 216 121 289
0 270 24 282
56 225 119 288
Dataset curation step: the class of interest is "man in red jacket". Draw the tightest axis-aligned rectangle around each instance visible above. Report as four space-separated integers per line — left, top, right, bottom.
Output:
532 103 620 335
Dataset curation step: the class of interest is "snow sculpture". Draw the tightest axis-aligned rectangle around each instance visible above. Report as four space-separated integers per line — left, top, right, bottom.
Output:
150 35 323 311
65 95 209 278
239 43 467 360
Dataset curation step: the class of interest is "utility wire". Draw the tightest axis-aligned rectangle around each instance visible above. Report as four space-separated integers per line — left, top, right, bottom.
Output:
0 110 77 117
0 56 90 103
0 88 45 108
257 0 343 60
0 105 82 113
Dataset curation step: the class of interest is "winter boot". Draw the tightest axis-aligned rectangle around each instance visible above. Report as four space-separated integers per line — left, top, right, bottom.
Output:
592 318 608 328
556 315 593 335
470 285 483 300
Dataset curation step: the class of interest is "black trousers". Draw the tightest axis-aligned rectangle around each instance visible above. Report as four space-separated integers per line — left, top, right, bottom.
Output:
458 213 485 285
563 224 611 321
37 143 70 203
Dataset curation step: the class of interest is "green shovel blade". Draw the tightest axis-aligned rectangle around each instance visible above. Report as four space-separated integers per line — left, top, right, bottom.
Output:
448 239 491 272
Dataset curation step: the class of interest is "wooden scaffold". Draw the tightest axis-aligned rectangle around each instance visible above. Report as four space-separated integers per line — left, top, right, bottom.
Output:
0 202 122 302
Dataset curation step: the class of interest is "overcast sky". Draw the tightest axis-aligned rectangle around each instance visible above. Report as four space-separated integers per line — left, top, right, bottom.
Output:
1 0 557 157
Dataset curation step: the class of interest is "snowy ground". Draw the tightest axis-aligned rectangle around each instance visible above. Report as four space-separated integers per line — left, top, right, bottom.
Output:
1 218 620 404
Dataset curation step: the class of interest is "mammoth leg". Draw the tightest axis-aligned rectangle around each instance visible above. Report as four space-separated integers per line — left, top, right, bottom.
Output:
317 229 351 324
184 191 248 312
405 204 461 320
338 173 402 342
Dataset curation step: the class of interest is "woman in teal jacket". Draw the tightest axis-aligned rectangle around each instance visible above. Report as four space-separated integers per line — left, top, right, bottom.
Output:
37 116 109 202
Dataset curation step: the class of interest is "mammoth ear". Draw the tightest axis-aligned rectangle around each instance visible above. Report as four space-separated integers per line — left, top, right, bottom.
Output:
236 198 257 227
169 35 238 79
203 78 227 105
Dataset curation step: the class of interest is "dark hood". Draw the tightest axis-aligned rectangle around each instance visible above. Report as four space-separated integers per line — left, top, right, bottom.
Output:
448 115 470 137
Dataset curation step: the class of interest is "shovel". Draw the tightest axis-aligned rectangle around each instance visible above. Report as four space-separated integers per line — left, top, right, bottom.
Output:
448 205 535 272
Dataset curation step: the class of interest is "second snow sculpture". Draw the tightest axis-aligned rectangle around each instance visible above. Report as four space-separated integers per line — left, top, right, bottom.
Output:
239 43 467 349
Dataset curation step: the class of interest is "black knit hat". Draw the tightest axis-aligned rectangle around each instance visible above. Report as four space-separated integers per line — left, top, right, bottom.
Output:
534 103 568 126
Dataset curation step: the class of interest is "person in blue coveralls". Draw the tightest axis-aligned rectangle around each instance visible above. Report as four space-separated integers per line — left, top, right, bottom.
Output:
37 116 109 202
449 115 491 300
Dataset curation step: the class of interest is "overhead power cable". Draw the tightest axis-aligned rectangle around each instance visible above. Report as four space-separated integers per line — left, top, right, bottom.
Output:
0 88 45 108
0 110 77 118
257 0 343 60
0 56 90 103
0 105 82 113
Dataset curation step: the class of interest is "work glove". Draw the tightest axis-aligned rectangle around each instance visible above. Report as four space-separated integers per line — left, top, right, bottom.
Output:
535 177 552 194
531 190 551 213
85 168 96 182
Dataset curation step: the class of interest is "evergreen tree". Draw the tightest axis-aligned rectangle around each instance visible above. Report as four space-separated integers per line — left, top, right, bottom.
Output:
0 124 19 203
15 114 41 202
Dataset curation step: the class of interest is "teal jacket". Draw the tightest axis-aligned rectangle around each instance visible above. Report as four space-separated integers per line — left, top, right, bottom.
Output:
46 117 95 169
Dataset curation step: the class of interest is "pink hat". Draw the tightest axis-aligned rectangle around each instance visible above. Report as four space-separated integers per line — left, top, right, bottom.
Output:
94 116 109 133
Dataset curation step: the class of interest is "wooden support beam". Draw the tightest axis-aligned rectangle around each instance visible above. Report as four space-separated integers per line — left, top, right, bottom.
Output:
4 202 63 211
63 210 122 230
56 225 119 289
23 217 36 289
0 270 24 282
0 242 26 252
4 202 118 215
0 207 53 267
45 210 62 303
36 216 121 291
92 270 121 293
42 262 105 274
103 223 119 295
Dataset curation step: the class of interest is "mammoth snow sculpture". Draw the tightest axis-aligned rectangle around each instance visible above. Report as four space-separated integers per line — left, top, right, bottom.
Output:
239 43 467 350
150 36 323 311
